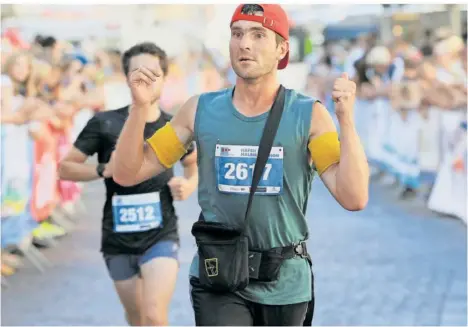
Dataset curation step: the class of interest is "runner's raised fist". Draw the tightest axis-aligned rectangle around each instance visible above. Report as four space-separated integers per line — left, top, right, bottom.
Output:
332 72 357 117
129 65 161 107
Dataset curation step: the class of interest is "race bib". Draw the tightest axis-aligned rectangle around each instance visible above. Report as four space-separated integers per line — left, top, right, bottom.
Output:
112 192 162 233
215 144 283 195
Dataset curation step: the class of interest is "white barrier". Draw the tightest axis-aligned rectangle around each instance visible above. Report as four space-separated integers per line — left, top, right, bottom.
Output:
354 98 371 153
1 96 33 218
394 110 421 188
419 107 442 175
428 120 467 223
355 96 467 222
1 123 32 218
365 98 390 169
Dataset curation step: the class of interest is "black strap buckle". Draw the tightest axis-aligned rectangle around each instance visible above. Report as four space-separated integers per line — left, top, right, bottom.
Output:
294 241 308 258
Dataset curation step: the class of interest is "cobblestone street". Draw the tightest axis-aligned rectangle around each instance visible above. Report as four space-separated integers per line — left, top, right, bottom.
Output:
2 166 466 326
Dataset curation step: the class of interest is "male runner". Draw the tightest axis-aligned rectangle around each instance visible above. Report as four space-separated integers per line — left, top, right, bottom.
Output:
58 42 198 326
113 4 369 326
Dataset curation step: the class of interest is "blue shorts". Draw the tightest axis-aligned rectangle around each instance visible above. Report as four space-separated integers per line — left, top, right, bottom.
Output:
103 240 179 281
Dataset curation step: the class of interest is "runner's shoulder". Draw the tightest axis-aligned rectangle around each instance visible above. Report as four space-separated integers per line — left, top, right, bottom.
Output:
179 89 230 110
194 88 232 111
175 88 232 123
199 87 231 102
92 106 129 122
289 89 320 109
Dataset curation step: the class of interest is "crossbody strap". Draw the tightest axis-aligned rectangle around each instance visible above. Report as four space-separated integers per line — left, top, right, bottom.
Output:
242 85 286 232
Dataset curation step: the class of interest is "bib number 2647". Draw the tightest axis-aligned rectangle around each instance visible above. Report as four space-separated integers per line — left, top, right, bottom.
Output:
224 162 273 181
215 144 283 195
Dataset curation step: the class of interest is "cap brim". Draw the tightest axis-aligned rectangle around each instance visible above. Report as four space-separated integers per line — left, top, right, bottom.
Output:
278 51 289 70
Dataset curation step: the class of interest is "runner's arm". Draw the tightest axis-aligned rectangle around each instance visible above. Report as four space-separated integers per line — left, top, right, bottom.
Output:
58 115 106 182
58 147 104 181
113 95 199 186
308 102 369 211
181 144 198 190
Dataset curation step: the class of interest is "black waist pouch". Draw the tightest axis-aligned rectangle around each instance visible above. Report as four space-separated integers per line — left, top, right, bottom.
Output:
255 250 285 282
249 242 311 282
191 219 249 293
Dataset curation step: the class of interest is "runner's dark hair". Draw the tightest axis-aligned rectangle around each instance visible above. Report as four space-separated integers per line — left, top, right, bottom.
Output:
122 42 169 76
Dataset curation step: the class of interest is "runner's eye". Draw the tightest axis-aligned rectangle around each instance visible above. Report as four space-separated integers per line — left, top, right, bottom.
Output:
232 31 242 38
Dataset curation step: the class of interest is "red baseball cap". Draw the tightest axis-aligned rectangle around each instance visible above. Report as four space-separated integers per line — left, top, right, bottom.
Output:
230 4 290 70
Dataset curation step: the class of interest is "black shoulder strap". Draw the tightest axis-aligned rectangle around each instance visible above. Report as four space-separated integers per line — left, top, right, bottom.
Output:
242 85 286 231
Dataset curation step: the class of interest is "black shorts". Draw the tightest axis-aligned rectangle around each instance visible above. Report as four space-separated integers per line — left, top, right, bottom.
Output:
189 277 313 326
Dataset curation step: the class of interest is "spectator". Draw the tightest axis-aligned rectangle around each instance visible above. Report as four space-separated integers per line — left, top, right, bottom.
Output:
420 29 433 57
390 49 424 199
344 34 368 80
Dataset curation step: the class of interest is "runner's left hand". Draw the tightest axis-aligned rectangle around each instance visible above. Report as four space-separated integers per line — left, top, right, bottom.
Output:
168 177 194 201
332 72 356 117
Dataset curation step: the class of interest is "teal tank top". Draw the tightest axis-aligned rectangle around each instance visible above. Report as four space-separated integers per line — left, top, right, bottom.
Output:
189 87 317 305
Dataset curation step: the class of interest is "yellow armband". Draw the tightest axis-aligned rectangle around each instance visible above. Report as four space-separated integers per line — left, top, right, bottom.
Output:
308 132 340 175
146 122 187 168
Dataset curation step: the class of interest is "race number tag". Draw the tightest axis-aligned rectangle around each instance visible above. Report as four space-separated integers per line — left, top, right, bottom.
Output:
112 192 162 233
215 144 283 195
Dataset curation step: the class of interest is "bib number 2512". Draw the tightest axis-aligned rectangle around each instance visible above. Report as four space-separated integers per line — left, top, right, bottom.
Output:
118 206 156 223
112 192 163 233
